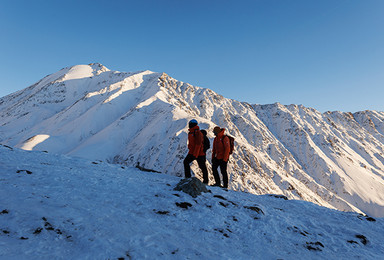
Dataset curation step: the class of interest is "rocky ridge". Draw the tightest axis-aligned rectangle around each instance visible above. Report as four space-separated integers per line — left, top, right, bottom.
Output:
1 63 384 217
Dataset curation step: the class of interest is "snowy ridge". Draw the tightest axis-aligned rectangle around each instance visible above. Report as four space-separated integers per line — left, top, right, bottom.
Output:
1 145 383 259
1 63 384 218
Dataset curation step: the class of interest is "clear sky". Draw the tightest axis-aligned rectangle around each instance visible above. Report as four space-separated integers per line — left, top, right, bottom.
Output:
1 0 383 112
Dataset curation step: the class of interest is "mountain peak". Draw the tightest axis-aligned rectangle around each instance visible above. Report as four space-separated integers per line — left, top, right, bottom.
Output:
88 63 110 75
1 64 384 218
63 63 110 80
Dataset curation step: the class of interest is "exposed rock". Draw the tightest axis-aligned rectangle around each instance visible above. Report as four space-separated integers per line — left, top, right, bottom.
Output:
366 217 376 222
219 202 229 208
33 228 43 234
357 214 376 222
0 209 9 214
213 195 227 200
268 194 289 200
136 162 161 173
214 228 230 238
288 226 310 236
355 234 369 245
154 210 170 215
0 144 13 150
175 202 193 209
16 169 32 175
174 177 208 198
244 206 264 215
306 241 324 251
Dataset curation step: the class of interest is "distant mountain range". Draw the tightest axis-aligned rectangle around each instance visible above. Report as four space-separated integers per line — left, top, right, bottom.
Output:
1 63 384 217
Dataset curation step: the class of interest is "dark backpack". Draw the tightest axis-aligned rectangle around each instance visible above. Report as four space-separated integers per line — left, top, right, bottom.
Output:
223 135 235 155
200 130 210 153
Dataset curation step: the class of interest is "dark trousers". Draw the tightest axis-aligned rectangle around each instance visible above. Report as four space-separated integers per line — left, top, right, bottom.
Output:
183 154 209 183
212 158 228 188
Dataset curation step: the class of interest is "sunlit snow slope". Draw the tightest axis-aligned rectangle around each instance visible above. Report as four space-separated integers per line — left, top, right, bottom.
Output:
1 63 384 217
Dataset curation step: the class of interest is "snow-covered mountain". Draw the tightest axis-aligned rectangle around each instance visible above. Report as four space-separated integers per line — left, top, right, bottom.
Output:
1 144 383 259
1 63 384 218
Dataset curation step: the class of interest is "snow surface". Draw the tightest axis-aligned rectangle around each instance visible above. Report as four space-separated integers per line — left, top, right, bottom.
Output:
1 63 384 219
1 145 383 259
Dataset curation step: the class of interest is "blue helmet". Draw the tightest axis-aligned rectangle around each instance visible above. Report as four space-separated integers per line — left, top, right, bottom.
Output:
189 119 198 128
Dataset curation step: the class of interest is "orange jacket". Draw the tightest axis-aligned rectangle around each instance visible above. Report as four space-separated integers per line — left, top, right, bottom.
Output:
188 125 205 157
212 128 230 162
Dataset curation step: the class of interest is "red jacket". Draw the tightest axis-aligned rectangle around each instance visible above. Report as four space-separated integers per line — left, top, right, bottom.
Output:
212 128 230 162
188 125 205 157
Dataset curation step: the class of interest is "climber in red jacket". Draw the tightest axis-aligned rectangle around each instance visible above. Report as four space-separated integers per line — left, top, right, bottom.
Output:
212 126 231 188
183 119 209 184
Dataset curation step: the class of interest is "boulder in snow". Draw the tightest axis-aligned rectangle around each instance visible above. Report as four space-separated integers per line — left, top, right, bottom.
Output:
174 177 208 198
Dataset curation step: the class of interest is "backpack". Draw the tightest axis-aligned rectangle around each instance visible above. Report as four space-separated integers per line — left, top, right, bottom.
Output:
200 130 210 153
223 135 235 155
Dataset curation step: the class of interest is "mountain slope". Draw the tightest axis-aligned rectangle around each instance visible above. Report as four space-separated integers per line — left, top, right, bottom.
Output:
1 63 384 218
1 145 383 259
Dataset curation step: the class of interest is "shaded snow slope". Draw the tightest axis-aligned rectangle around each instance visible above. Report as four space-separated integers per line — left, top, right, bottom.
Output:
1 63 384 218
0 145 383 259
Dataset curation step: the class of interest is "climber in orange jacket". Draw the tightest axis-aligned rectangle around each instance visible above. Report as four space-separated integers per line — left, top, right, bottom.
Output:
212 126 231 188
183 119 209 184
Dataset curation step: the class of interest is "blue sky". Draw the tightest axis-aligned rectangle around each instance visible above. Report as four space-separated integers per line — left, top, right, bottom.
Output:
1 0 383 112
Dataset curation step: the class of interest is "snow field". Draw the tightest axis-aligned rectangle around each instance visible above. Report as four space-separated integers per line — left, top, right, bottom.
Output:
1 145 383 259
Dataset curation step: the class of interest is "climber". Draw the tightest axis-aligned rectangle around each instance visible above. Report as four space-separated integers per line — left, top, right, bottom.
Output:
212 126 231 188
183 119 209 184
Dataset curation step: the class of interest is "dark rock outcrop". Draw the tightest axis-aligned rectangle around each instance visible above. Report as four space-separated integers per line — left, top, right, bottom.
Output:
174 177 208 198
